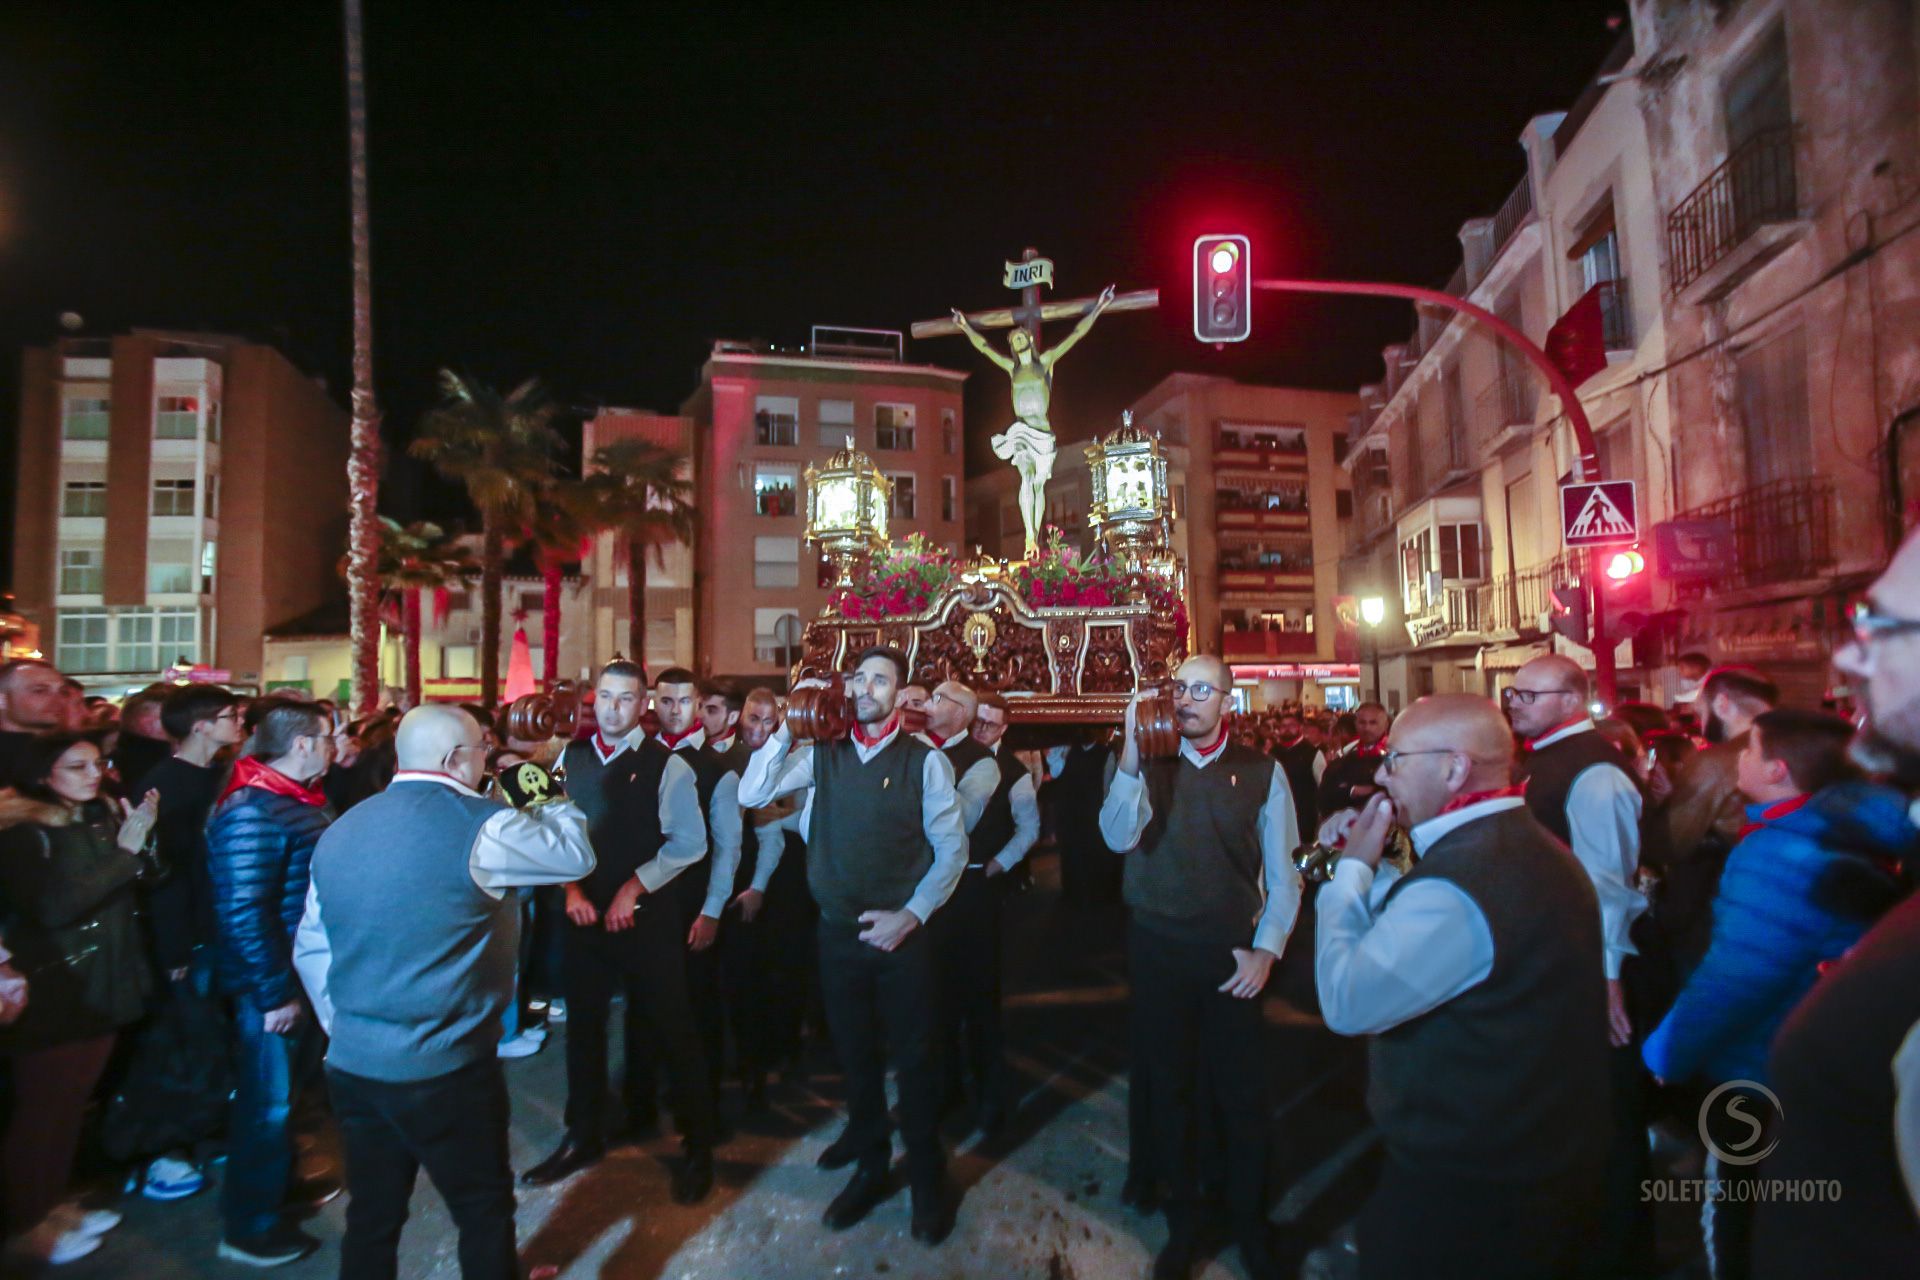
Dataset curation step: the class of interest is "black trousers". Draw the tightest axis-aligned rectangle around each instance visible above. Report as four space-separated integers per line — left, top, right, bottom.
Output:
1357 1155 1599 1280
627 884 727 1110
1127 922 1268 1225
562 904 716 1148
933 867 1006 1108
720 901 773 1086
760 834 820 1066
1584 1022 1655 1277
816 918 943 1190
328 1059 517 1280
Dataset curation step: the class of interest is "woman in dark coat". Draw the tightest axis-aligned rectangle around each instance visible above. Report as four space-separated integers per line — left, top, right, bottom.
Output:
0 732 157 1266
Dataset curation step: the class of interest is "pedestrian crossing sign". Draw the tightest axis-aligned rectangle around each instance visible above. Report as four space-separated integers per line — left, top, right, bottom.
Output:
1561 480 1638 547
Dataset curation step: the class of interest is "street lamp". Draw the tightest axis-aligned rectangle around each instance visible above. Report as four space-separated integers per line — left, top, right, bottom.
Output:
803 437 891 594
1084 411 1172 577
1360 595 1386 703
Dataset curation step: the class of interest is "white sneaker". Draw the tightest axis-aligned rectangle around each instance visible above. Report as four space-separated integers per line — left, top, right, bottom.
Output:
523 1023 549 1043
497 1028 545 1059
54 1202 123 1236
142 1154 207 1201
545 999 567 1024
6 1216 104 1265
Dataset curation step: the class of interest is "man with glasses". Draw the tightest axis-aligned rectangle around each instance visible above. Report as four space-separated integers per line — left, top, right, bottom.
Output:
738 646 967 1244
1503 652 1651 1278
1101 654 1301 1280
1753 532 1920 1279
524 660 717 1203
1316 693 1608 1278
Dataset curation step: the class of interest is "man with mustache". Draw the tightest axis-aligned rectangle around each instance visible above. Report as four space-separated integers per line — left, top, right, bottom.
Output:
738 646 967 1244
1101 654 1301 1280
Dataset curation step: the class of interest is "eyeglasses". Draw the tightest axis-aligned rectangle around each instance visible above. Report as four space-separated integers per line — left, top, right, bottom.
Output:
1849 603 1920 646
1502 686 1573 706
1170 681 1218 703
1381 748 1458 775
214 709 244 722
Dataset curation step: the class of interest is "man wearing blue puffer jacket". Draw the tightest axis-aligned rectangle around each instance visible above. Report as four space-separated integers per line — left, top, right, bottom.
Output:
1644 707 1913 1280
205 700 337 1268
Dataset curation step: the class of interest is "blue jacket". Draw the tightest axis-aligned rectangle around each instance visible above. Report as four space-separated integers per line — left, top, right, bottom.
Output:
1643 781 1916 1086
205 785 331 1013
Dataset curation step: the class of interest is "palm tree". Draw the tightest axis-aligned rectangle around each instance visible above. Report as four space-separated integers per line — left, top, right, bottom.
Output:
517 480 595 688
369 518 473 707
342 0 383 715
580 438 694 676
409 372 560 709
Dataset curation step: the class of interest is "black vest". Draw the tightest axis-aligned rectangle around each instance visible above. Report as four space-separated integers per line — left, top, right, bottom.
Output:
970 749 1028 868
1123 741 1273 945
938 734 992 822
1271 738 1321 837
808 733 935 924
560 737 670 910
1370 805 1610 1180
1757 893 1920 1275
1518 726 1632 846
1317 745 1384 818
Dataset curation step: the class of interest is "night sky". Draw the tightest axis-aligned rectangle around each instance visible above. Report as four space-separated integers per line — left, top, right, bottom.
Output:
0 0 1628 586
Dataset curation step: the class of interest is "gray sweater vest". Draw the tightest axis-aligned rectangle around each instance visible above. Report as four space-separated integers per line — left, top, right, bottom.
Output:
312 781 515 1082
1370 806 1611 1179
1124 742 1272 945
808 734 934 924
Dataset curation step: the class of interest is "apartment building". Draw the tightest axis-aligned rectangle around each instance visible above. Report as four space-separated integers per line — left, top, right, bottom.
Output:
11 330 349 691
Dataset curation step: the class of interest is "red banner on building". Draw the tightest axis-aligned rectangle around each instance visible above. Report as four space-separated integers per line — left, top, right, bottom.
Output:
1546 285 1608 387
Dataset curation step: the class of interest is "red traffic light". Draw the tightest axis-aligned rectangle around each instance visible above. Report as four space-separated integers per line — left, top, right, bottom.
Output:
1604 549 1646 581
1193 234 1251 343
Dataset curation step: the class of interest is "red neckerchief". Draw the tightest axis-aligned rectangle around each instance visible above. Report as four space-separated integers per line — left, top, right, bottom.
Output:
593 732 628 764
853 714 900 749
1189 725 1230 761
1276 733 1304 749
926 728 963 749
1739 793 1813 841
659 725 701 751
1439 784 1528 817
1526 716 1590 750
1352 739 1387 759
218 756 327 808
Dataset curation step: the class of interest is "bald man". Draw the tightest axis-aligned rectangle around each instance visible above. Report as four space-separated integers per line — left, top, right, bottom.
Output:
295 704 595 1280
1316 694 1608 1279
1101 654 1301 1280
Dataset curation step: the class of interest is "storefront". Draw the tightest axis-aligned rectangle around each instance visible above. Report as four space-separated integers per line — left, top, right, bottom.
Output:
1229 662 1364 712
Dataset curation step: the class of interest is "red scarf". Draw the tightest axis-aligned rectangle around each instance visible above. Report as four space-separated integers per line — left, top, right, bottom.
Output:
853 714 900 748
593 732 628 763
218 756 327 808
1739 793 1812 841
1526 716 1591 750
925 728 962 749
1189 725 1230 760
1352 739 1387 759
659 724 701 750
1439 784 1528 817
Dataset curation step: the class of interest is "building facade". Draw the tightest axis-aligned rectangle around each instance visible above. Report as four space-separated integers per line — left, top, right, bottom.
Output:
11 330 349 692
680 332 968 683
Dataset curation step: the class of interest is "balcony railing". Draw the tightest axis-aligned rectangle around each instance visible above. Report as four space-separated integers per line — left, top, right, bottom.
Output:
1404 584 1484 645
1666 127 1798 293
1223 629 1320 660
1597 278 1633 351
1475 371 1538 445
1475 553 1582 636
1491 174 1535 258
1219 565 1316 595
1673 476 1833 592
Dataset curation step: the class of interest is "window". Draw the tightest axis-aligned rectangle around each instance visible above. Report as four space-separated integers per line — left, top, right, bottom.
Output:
200 542 216 593
110 607 198 673
155 396 200 440
753 536 801 588
1726 26 1792 149
754 463 800 517
754 396 799 447
942 476 958 523
518 590 543 614
941 408 957 456
148 562 194 594
875 404 915 451
818 398 856 448
885 472 916 520
63 397 110 441
56 610 109 673
1400 528 1433 611
151 478 196 517
443 645 477 679
1737 326 1810 488
753 608 802 664
1437 523 1485 581
62 482 107 517
60 549 102 595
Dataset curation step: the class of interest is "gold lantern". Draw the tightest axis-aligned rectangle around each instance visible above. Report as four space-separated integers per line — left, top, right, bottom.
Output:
1085 411 1171 575
804 437 892 591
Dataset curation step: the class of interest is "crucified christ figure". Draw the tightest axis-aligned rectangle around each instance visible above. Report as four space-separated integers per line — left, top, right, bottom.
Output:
952 283 1116 560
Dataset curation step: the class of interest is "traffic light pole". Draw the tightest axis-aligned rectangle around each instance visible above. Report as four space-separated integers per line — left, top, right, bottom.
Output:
1251 277 1616 703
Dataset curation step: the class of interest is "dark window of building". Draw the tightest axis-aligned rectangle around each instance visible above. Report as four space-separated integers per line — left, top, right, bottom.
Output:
1725 26 1792 149
1736 326 1810 488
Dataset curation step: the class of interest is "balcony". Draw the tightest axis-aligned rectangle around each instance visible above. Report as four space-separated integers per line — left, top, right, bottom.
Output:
1475 371 1538 454
1475 553 1582 637
1672 476 1833 593
1667 128 1802 300
1223 628 1320 660
1216 506 1311 534
1214 440 1309 474
1490 173 1535 262
1404 584 1484 647
1219 556 1316 595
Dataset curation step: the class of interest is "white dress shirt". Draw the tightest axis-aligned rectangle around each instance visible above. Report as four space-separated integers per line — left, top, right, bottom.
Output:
294 771 598 1034
979 741 1041 873
923 728 1001 833
746 803 805 893
658 726 742 919
1532 719 1649 980
1097 733 1303 957
1313 797 1515 1036
738 718 968 924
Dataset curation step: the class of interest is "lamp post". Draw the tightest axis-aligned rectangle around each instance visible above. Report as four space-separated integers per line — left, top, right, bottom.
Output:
1360 595 1386 704
803 437 891 598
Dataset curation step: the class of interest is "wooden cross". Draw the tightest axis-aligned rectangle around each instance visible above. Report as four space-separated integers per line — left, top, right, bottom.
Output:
910 246 1158 352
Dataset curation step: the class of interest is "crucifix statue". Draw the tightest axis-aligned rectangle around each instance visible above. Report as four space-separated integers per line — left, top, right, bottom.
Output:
913 248 1158 559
